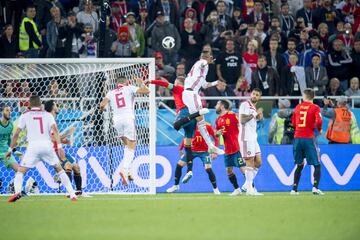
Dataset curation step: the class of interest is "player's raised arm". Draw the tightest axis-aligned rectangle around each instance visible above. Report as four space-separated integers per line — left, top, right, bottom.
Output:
6 128 22 159
135 77 150 94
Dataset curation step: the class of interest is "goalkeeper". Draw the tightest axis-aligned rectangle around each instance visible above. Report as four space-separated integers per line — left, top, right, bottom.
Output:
44 100 86 196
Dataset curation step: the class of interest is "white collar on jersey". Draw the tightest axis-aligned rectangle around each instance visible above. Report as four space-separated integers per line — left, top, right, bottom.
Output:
30 107 41 110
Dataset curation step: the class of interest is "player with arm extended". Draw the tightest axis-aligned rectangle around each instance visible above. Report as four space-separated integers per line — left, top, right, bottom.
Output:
44 100 88 197
182 50 225 155
238 88 264 196
215 100 247 196
100 76 149 186
166 122 220 194
6 96 77 202
148 76 209 183
291 88 324 195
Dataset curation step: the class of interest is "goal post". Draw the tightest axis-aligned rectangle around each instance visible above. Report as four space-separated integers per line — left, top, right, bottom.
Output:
0 58 157 195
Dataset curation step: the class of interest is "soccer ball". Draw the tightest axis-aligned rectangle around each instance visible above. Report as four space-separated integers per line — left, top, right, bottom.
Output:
162 36 175 50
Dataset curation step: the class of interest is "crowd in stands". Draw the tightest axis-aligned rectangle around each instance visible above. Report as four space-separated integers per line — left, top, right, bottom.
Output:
0 0 360 108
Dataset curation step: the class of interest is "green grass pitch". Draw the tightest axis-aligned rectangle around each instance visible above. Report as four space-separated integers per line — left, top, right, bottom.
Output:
0 192 359 240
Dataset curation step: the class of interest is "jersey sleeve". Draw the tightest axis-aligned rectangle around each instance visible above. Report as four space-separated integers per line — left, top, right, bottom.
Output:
172 85 183 94
239 102 248 115
314 106 322 132
129 85 140 95
231 112 239 125
17 114 26 130
48 113 56 127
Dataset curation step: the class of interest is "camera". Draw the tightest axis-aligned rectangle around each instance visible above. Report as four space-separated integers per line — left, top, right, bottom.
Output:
345 30 350 35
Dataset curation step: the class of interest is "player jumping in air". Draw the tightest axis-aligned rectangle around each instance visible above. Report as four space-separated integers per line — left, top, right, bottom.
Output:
239 88 264 196
6 96 77 202
215 100 247 196
44 100 89 197
291 88 324 195
100 76 149 186
166 123 220 194
181 50 225 156
148 76 209 184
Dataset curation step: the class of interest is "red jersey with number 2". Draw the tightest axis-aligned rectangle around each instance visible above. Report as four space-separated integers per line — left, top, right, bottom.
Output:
215 111 240 155
292 101 322 138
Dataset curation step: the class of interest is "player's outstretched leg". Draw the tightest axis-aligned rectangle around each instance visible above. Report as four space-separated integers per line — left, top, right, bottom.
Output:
173 108 210 131
197 119 224 155
291 164 304 195
312 165 324 195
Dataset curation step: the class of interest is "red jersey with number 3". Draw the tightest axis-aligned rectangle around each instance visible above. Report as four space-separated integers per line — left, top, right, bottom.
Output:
292 101 322 138
215 111 240 155
106 84 139 120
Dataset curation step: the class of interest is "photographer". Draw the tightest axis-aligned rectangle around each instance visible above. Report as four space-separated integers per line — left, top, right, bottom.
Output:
268 99 293 144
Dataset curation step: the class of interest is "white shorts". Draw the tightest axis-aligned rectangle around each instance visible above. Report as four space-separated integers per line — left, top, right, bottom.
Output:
240 140 261 158
21 142 60 168
182 90 202 114
113 118 136 141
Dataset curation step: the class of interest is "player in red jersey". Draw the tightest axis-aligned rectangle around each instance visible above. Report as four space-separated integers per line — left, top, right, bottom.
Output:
166 122 220 194
215 100 246 196
291 88 324 195
148 76 209 183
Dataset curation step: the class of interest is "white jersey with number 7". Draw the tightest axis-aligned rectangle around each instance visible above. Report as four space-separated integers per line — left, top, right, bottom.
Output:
106 85 139 120
18 108 56 145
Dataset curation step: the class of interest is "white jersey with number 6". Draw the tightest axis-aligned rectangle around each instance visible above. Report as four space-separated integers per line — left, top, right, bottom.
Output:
184 59 209 92
106 85 139 121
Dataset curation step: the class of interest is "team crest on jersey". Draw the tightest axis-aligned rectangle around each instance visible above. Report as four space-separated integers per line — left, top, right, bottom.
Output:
226 118 230 125
247 151 252 156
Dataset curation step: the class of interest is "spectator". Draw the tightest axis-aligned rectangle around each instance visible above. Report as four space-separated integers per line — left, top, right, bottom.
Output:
262 0 280 19
318 23 330 51
326 78 345 97
46 6 65 58
5 0 26 36
268 98 292 144
94 16 117 58
205 80 235 108
18 80 32 108
296 28 311 54
19 5 42 58
322 96 353 144
179 18 202 70
200 10 226 53
262 29 286 55
269 15 281 33
111 2 125 33
302 35 326 68
79 23 97 58
351 38 360 79
0 24 18 58
296 0 313 28
327 39 353 90
280 2 295 37
264 37 284 76
237 23 262 54
242 39 259 85
122 11 145 57
345 77 360 107
342 0 360 34
169 62 186 83
111 25 136 57
76 0 99 32
231 7 245 31
305 54 329 97
215 0 232 30
151 10 181 67
202 43 218 83
154 67 172 98
246 0 269 32
255 20 266 43
329 21 345 43
47 79 67 98
152 0 178 27
137 7 152 56
216 39 242 89
183 8 201 33
280 53 306 103
233 76 251 104
288 16 307 42
337 23 355 54
154 51 175 79
283 37 301 65
250 55 280 96
58 11 83 58
313 0 339 34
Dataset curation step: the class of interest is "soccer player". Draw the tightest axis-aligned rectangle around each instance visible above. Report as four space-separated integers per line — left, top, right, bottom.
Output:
44 100 87 196
238 88 264 196
182 50 225 155
6 96 77 202
166 122 220 194
215 100 246 196
148 76 209 183
100 76 149 186
291 88 323 195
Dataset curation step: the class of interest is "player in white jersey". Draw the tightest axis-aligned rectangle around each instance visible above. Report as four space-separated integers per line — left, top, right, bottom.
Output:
100 76 149 186
238 88 264 196
183 51 224 155
6 96 77 202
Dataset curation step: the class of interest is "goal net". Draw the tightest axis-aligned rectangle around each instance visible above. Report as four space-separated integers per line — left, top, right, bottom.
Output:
0 58 156 195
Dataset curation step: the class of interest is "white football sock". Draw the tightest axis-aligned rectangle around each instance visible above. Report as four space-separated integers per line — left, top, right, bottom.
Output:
245 167 254 190
58 170 75 197
14 172 24 194
122 147 135 171
198 120 214 148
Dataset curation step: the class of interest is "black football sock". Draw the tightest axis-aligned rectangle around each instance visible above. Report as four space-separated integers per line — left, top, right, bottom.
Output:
313 165 321 189
66 171 72 181
228 173 239 189
206 168 217 188
292 164 304 191
185 146 193 172
174 164 183 185
74 174 82 191
173 112 201 130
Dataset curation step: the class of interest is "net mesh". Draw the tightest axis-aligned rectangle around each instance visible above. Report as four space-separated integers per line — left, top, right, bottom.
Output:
0 60 154 195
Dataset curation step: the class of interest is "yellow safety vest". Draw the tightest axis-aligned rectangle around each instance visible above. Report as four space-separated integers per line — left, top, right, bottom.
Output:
351 115 360 144
274 114 285 144
19 17 41 51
